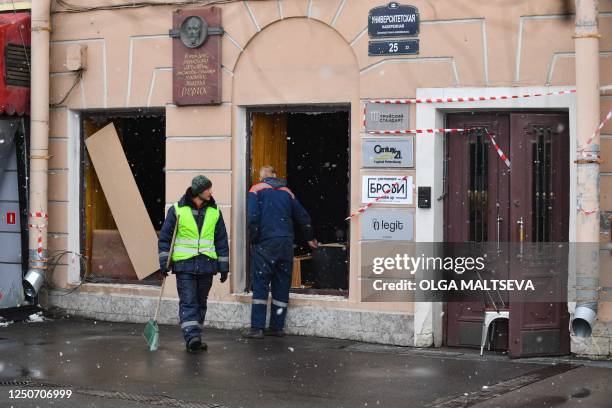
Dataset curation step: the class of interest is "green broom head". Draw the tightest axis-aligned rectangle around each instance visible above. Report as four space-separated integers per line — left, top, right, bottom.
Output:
143 318 160 351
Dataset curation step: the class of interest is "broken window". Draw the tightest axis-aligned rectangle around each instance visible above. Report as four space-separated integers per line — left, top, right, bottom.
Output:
82 111 165 284
249 109 350 295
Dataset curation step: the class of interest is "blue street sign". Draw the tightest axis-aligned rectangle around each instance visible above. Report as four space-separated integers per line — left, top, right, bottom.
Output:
368 39 419 56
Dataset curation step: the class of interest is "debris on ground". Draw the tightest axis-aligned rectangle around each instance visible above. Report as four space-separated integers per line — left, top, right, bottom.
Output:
25 311 46 323
0 320 14 328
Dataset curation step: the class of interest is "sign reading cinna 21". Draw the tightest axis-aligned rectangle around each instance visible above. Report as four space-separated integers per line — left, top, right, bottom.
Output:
368 2 419 38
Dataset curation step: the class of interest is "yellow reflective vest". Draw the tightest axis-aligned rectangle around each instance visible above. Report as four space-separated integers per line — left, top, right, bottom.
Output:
171 203 220 262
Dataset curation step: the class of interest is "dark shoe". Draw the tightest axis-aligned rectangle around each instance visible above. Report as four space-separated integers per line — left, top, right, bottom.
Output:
186 337 202 352
264 328 285 337
242 328 264 339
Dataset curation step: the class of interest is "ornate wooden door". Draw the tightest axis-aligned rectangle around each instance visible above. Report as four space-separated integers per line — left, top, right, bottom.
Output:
444 112 570 357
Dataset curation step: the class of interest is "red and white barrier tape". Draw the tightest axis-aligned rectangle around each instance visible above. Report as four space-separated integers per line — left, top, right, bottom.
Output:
29 212 49 259
585 109 612 146
577 207 598 216
367 89 576 105
486 132 511 169
37 234 43 257
28 223 47 229
366 127 512 168
347 129 511 220
367 128 466 135
345 175 409 220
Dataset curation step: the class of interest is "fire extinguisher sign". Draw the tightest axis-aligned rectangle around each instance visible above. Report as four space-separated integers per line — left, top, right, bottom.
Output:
0 206 20 230
362 175 413 204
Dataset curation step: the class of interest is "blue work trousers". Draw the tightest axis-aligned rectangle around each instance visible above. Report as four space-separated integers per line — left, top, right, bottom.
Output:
250 237 293 330
175 272 214 343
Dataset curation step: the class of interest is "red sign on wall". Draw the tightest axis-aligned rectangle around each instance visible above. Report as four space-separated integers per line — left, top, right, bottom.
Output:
6 212 15 225
172 7 222 106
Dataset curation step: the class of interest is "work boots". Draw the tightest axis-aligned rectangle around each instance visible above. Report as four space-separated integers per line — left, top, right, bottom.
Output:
264 328 285 337
186 337 208 352
242 328 264 339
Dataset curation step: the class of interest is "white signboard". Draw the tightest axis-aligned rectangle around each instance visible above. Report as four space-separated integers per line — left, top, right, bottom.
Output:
365 103 410 132
362 175 413 204
361 209 414 241
362 138 413 168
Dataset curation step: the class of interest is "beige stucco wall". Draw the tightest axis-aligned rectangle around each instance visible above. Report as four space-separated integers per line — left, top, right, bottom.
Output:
45 1 612 319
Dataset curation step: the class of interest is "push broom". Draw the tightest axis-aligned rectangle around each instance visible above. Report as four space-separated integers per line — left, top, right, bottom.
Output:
143 214 180 351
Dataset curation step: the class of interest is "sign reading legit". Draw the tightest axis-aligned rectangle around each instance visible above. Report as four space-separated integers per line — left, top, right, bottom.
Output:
171 7 223 105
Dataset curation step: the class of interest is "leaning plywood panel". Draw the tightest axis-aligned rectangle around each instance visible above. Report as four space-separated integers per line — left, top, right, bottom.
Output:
85 123 158 280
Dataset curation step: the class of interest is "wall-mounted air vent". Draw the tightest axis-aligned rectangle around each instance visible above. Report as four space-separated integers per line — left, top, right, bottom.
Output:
5 43 30 87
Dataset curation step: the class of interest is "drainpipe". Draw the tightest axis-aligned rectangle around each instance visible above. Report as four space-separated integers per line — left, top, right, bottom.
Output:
23 0 52 300
572 0 601 338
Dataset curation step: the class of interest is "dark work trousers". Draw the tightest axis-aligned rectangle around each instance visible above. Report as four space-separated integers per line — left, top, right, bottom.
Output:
250 237 294 330
175 272 214 343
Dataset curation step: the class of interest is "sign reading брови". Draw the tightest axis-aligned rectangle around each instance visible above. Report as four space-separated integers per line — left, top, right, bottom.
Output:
171 7 223 106
362 175 414 205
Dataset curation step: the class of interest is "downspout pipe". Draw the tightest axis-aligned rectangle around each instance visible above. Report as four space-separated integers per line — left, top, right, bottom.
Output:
23 0 52 300
572 0 601 338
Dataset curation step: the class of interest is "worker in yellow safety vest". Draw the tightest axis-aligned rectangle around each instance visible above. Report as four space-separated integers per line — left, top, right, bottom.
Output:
158 175 229 353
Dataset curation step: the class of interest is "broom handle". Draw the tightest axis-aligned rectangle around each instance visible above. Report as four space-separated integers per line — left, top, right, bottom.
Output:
154 214 180 322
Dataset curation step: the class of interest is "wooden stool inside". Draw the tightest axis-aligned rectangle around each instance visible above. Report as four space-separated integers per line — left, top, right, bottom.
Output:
292 255 312 288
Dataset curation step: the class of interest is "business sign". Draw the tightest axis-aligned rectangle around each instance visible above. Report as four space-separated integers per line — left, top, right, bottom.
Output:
362 138 413 168
368 39 419 56
365 103 410 133
361 209 414 241
368 2 419 38
362 175 413 204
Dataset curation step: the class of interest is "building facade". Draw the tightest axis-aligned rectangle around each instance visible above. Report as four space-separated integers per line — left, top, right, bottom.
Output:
3 0 611 357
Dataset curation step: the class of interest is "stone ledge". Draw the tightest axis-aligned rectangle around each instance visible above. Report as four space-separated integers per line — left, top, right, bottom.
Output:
571 321 612 359
43 290 414 346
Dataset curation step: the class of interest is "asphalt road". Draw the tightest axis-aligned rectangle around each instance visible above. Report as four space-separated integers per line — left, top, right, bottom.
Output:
0 318 610 408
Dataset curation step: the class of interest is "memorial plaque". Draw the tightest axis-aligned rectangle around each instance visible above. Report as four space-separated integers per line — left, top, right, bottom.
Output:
362 175 413 204
172 7 222 105
361 209 414 241
365 102 410 132
362 138 413 168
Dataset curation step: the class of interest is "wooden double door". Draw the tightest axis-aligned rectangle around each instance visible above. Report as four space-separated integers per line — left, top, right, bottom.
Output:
444 112 570 358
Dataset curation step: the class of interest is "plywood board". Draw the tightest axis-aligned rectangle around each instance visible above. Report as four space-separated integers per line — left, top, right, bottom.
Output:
85 123 158 280
251 112 287 183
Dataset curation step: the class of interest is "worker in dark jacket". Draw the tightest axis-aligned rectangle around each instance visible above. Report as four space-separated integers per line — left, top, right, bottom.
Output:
158 175 229 352
243 165 317 339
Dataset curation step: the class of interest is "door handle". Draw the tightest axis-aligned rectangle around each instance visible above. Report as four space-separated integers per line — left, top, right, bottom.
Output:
517 216 525 255
496 213 503 248
517 217 524 243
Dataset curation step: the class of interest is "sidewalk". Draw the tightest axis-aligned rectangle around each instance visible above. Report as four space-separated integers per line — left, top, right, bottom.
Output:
0 318 610 408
